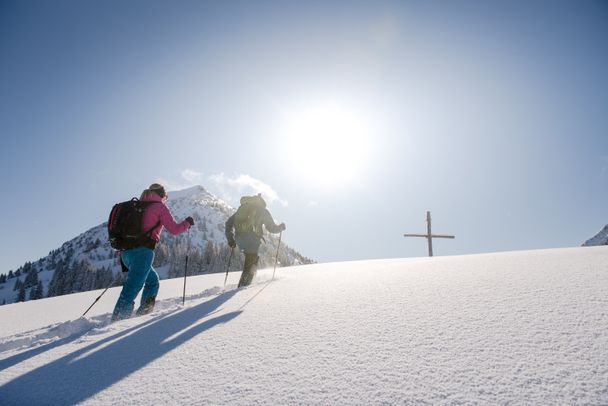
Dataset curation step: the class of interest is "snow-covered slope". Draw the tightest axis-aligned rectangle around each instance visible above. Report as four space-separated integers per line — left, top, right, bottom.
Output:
583 224 608 246
1 247 607 405
0 186 312 305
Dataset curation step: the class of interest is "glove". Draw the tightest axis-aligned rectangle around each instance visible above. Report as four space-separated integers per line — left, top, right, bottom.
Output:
185 216 194 226
278 223 286 232
228 240 236 249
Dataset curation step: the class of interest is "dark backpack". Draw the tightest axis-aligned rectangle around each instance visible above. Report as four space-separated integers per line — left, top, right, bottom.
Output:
233 195 266 237
107 198 159 251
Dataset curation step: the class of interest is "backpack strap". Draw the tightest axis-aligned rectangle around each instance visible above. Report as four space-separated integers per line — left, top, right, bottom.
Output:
141 202 162 240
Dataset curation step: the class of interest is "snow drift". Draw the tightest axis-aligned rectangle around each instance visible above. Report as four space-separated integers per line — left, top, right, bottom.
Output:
1 247 607 405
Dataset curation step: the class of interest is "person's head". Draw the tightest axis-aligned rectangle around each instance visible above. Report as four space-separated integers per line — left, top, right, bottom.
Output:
141 183 167 201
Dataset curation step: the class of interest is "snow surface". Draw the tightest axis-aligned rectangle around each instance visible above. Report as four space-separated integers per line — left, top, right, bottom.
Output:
1 247 607 405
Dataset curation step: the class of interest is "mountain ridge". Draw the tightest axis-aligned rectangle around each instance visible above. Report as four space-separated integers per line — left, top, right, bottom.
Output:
582 224 608 246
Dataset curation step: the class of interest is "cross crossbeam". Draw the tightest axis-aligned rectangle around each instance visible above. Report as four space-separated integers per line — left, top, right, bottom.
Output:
403 211 455 257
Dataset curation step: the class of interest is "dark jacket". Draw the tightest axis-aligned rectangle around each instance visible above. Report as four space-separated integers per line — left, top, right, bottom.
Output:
225 207 282 254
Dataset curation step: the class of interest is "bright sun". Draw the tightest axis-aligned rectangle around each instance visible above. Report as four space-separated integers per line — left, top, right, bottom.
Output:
279 103 373 187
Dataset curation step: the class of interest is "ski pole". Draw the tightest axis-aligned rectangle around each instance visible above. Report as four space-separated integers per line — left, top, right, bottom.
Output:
82 278 116 317
182 229 191 306
223 247 234 287
272 231 283 280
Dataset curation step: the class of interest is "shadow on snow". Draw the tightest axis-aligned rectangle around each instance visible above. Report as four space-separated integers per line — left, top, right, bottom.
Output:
0 316 160 372
0 289 241 405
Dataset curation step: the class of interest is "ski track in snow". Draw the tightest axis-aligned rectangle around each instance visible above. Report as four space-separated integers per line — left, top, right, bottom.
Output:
1 248 607 405
0 284 234 354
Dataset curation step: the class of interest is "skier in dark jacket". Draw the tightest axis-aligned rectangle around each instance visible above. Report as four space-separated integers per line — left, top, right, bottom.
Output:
225 194 286 287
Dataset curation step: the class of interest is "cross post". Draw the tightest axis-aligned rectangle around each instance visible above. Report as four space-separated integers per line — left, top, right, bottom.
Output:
403 211 455 257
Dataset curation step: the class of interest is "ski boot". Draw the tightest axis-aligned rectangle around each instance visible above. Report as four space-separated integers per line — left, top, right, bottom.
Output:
136 296 156 316
238 254 259 287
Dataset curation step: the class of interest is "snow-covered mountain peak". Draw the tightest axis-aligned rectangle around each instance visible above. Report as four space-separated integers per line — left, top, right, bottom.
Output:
0 185 312 306
163 186 232 232
582 224 608 246
167 185 213 201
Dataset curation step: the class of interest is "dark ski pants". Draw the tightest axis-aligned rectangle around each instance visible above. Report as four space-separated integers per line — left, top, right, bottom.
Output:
238 253 259 287
112 247 159 321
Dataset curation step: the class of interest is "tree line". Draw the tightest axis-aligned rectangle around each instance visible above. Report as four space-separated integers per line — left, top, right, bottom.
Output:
0 237 311 305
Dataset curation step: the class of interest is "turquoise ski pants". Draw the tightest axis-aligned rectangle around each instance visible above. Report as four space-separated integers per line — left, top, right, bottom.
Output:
112 247 159 320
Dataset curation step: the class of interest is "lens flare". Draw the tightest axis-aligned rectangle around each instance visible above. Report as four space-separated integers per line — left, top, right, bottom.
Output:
279 103 373 188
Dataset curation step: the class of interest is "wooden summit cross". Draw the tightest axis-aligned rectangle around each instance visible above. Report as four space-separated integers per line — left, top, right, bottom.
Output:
404 211 455 257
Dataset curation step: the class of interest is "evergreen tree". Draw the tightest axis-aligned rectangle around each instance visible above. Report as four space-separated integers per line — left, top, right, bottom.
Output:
154 244 170 267
71 260 89 292
94 266 113 289
204 240 216 266
24 268 38 289
32 280 44 300
13 278 23 291
16 284 26 302
47 260 67 297
50 252 57 268
0 273 6 284
168 243 187 279
188 249 203 275
8 270 14 279
67 262 78 294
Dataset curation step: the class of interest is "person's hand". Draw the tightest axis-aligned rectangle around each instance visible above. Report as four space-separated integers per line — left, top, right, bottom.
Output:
228 240 236 249
185 216 195 226
278 223 286 232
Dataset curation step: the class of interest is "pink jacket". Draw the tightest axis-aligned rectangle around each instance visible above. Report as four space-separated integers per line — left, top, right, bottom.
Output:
141 194 190 242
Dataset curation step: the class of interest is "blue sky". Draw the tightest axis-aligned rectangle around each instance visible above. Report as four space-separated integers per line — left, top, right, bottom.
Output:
1 0 607 272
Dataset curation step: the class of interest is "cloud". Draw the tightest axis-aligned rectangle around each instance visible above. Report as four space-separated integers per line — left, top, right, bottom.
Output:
181 169 204 184
210 173 288 207
154 169 204 191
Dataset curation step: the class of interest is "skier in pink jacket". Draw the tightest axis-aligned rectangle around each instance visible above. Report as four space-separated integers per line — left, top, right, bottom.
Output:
111 183 193 321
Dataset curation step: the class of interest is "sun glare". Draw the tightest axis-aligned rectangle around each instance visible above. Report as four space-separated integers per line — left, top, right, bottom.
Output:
279 103 373 187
